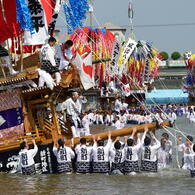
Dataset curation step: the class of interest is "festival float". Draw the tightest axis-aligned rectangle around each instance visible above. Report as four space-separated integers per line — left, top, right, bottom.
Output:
0 0 169 174
183 52 195 103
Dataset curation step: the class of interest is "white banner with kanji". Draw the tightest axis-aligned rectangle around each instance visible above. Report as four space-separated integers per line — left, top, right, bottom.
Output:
24 0 49 45
109 39 121 76
122 38 137 65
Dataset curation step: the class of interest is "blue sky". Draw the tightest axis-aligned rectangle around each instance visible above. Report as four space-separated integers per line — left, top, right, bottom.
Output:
56 0 195 53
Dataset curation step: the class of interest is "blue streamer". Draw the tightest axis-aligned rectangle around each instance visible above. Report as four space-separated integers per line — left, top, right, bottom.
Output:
186 74 194 86
63 0 89 34
16 0 34 34
100 28 106 35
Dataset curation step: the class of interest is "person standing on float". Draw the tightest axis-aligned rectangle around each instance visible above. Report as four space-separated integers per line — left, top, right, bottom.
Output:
39 37 61 86
60 91 83 137
55 40 73 71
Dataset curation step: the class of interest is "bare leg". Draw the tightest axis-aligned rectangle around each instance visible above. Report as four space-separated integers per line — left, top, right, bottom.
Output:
3 56 18 75
55 72 61 85
71 126 77 138
38 76 45 87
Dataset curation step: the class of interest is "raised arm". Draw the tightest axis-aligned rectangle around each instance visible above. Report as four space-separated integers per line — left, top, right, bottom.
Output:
52 139 58 155
141 127 149 145
92 135 97 148
150 132 160 149
131 128 137 139
105 131 112 149
30 139 38 157
134 133 141 150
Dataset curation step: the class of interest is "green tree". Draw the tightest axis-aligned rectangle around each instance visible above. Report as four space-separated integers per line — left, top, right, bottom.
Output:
171 51 181 60
159 51 169 61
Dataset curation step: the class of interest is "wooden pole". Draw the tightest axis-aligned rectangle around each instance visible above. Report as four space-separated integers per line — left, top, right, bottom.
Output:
5 39 13 69
27 103 39 138
13 37 17 66
89 0 93 27
49 99 61 137
22 103 31 133
65 121 171 146
0 58 6 78
20 33 24 72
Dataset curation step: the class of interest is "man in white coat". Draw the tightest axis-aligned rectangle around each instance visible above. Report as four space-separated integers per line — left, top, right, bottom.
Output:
55 40 73 71
75 138 93 173
124 128 141 174
39 37 61 86
59 91 83 137
92 132 112 173
19 139 38 175
141 127 161 172
53 138 75 173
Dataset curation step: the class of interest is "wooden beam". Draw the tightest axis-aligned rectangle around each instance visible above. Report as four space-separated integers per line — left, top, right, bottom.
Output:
27 98 48 105
22 103 31 133
49 100 61 138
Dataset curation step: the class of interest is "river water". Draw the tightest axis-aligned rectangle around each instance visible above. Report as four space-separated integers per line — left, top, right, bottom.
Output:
1 116 195 195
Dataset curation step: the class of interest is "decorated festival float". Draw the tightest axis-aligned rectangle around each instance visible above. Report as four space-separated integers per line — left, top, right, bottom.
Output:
0 0 170 173
183 52 195 103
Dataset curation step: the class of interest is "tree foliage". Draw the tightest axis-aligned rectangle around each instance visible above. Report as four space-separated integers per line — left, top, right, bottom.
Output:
159 51 169 61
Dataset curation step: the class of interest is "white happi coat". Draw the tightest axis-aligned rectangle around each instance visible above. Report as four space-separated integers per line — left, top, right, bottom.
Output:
109 147 125 164
141 132 161 162
158 147 168 169
60 98 81 119
114 99 122 113
124 138 141 162
92 139 112 162
168 112 177 123
55 45 73 70
113 120 124 130
178 143 194 170
40 44 56 66
81 115 90 135
75 145 93 163
19 145 38 168
53 146 75 163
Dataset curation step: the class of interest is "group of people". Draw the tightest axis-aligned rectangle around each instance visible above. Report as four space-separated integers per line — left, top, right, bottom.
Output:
0 37 74 88
18 127 195 177
54 91 191 139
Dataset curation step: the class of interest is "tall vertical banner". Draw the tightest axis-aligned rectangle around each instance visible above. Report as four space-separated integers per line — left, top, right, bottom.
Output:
109 39 121 76
122 37 137 65
48 0 62 36
0 89 23 138
24 0 49 45
143 58 150 83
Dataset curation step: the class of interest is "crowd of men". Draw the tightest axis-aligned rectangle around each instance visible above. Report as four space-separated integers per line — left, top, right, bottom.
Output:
18 127 195 177
60 92 194 138
52 87 195 140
